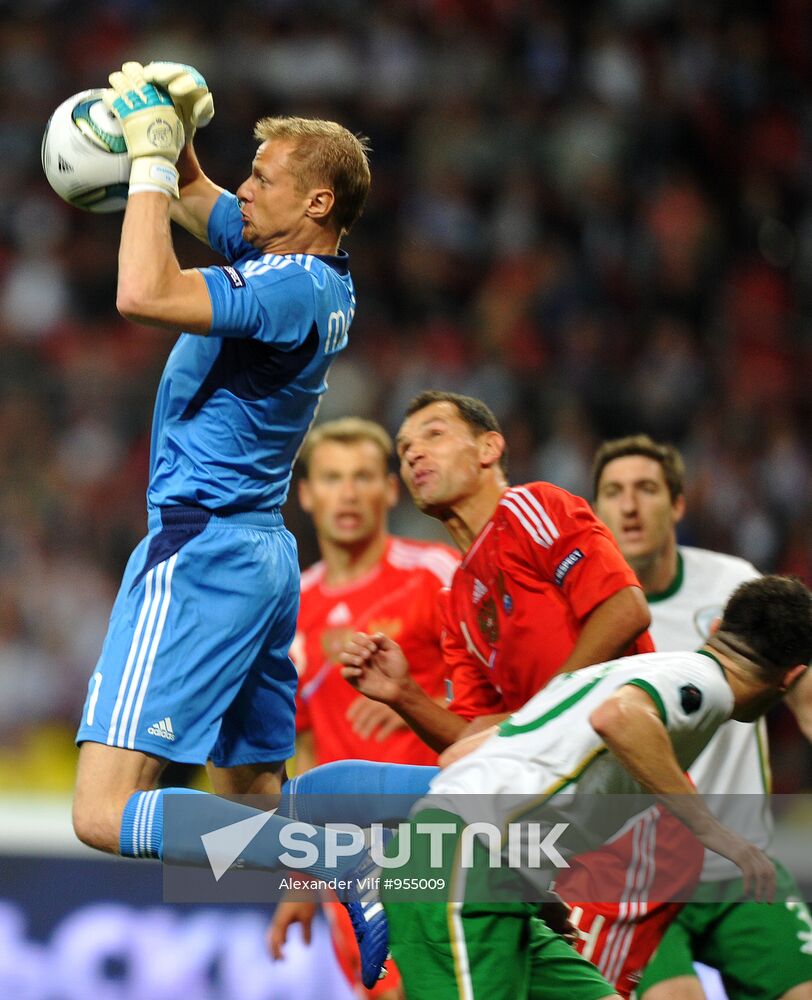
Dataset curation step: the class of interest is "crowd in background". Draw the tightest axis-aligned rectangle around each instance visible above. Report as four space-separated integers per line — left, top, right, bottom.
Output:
0 0 810 789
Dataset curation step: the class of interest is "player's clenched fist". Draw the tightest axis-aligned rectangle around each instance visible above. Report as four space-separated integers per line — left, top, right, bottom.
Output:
340 632 411 705
142 61 214 144
104 61 184 197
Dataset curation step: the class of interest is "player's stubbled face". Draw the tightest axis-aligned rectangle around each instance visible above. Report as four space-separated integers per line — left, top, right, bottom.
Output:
235 139 311 250
594 455 680 562
299 440 395 546
396 401 484 515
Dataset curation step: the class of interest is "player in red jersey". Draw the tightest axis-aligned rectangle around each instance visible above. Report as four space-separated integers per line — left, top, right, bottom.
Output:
292 417 458 770
270 417 458 999
342 390 653 750
296 541 454 765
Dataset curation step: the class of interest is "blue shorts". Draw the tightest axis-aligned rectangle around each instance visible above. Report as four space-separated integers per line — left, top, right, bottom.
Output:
76 506 299 767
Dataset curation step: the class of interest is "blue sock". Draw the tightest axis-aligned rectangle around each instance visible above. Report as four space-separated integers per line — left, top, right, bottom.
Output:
279 761 437 825
120 786 375 886
120 787 204 859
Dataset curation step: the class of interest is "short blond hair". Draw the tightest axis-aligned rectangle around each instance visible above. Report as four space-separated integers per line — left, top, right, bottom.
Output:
253 116 371 236
298 417 392 476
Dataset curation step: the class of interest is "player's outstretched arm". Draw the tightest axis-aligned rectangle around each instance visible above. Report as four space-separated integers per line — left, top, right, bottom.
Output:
340 632 467 753
557 585 651 675
106 61 213 332
590 685 777 901
170 140 225 244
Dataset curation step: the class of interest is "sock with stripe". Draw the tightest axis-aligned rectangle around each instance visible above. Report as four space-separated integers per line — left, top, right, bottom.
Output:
119 786 376 887
279 760 437 826
120 787 204 859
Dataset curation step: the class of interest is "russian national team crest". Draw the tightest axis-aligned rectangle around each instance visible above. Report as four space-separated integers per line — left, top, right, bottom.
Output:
477 595 499 644
473 571 512 642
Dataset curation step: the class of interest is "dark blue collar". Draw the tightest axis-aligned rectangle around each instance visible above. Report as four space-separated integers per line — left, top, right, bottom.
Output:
314 250 350 275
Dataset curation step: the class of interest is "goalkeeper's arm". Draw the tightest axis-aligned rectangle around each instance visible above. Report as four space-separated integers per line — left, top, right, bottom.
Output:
105 62 212 333
170 140 225 245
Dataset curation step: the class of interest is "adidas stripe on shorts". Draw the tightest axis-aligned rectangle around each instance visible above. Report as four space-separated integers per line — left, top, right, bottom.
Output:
76 506 300 766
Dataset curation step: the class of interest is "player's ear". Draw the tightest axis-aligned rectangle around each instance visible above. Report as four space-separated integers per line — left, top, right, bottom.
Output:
306 187 335 221
479 431 505 470
672 492 686 525
780 664 808 693
708 617 722 635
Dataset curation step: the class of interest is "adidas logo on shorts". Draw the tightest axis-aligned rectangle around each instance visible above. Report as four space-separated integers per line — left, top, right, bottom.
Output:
147 717 176 741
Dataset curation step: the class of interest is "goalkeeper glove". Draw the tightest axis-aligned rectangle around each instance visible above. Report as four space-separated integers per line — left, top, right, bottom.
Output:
142 61 214 144
104 61 184 198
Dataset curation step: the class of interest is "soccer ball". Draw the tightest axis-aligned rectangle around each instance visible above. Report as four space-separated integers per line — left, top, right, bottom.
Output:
41 89 130 213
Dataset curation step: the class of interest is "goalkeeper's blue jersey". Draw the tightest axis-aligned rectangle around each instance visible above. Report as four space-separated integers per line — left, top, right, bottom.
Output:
146 192 355 512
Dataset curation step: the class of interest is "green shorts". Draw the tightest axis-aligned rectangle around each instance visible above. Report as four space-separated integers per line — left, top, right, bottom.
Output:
638 859 812 1000
382 808 616 1000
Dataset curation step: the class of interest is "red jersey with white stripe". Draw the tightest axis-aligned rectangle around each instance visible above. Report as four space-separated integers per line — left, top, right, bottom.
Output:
293 536 459 765
444 482 653 717
559 805 704 998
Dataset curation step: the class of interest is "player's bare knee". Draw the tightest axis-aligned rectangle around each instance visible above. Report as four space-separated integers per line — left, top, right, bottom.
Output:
72 794 122 854
73 742 164 854
71 803 102 851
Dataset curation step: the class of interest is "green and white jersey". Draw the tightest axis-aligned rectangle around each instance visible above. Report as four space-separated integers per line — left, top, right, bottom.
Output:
649 546 766 881
429 651 734 854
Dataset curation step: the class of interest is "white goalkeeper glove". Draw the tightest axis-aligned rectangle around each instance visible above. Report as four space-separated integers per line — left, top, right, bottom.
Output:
103 61 184 198
142 61 214 144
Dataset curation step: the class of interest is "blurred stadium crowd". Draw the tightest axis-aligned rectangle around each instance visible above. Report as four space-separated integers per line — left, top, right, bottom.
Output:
0 0 810 788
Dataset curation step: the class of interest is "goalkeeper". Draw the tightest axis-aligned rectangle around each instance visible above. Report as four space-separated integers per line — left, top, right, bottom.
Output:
71 59 371 878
